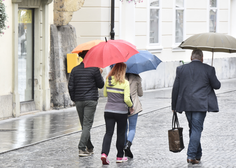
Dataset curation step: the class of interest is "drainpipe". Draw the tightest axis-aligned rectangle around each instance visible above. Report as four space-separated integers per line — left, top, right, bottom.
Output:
110 0 115 40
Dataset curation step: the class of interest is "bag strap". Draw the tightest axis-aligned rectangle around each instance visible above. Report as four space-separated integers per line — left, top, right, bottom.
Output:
172 112 180 129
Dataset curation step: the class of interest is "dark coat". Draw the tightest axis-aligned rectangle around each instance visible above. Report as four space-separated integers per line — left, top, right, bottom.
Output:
68 62 104 102
171 60 221 113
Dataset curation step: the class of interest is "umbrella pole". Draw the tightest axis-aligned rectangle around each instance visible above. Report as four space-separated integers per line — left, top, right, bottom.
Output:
211 52 214 66
110 0 115 40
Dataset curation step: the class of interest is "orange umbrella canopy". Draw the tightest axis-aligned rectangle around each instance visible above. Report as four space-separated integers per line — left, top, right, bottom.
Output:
71 40 104 53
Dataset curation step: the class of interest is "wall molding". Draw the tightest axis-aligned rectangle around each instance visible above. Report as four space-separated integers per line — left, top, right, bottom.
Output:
12 0 53 7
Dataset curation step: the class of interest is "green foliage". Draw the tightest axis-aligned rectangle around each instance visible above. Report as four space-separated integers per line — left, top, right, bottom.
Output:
0 0 7 35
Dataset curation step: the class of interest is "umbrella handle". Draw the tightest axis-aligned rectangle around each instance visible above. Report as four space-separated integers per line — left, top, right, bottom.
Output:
211 52 214 66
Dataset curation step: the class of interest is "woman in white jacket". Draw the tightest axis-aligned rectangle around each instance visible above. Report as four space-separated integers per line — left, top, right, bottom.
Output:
124 73 143 158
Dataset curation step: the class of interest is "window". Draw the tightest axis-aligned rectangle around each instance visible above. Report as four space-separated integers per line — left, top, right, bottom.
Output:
175 0 184 43
18 9 34 102
209 0 217 32
149 0 160 44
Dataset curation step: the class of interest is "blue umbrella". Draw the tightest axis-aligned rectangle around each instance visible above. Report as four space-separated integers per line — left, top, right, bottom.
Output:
124 50 162 74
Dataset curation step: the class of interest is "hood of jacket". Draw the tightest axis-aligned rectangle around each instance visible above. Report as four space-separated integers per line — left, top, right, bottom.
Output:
107 76 116 86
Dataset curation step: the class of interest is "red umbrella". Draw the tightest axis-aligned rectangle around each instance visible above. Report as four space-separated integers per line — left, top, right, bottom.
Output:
83 38 139 68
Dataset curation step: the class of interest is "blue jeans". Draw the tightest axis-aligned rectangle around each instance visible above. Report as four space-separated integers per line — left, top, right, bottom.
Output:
125 113 138 143
75 100 98 151
185 111 206 160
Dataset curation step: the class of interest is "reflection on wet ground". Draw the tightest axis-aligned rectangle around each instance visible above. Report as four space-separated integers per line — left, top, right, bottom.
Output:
0 89 170 154
0 78 235 154
0 109 77 152
0 97 107 154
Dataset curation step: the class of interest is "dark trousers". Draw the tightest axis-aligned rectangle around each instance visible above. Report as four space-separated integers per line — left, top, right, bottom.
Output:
75 100 98 151
101 112 128 157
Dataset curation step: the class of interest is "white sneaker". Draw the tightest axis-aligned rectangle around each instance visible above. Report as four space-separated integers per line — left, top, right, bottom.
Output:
87 148 94 154
101 153 110 165
116 157 128 163
79 149 91 157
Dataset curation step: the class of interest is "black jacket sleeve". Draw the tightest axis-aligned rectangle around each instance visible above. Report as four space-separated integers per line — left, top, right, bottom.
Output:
209 67 221 90
68 70 75 101
94 68 104 89
171 66 180 111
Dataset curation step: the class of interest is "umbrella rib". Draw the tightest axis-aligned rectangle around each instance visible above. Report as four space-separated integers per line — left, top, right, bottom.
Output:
196 34 204 47
225 35 232 52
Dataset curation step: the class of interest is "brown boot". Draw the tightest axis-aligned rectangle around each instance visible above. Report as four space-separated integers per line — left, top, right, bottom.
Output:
187 159 200 164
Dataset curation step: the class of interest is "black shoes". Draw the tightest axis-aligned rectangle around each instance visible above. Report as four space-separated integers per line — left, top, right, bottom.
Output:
124 141 133 158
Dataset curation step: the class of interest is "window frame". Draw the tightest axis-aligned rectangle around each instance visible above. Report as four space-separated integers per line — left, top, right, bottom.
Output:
208 0 218 33
173 0 185 49
147 0 162 51
18 8 35 102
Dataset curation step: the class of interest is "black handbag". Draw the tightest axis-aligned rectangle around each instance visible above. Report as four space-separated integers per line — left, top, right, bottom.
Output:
168 112 185 153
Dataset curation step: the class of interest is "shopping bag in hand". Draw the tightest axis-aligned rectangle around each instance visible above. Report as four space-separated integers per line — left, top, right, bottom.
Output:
168 112 184 153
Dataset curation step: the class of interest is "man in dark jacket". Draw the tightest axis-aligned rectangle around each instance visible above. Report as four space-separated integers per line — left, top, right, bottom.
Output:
171 49 221 165
68 50 104 157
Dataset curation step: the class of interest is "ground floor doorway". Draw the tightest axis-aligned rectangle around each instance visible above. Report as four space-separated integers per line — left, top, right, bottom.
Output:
18 8 36 113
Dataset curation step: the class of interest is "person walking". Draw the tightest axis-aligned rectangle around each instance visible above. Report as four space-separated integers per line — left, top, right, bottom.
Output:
68 50 104 157
171 49 221 165
101 63 134 165
124 73 143 158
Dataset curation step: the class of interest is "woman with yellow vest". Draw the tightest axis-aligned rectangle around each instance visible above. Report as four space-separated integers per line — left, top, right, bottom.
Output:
101 63 134 165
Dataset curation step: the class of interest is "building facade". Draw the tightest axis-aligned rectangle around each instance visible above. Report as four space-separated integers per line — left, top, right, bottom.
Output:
70 0 236 89
1 0 236 119
0 0 53 119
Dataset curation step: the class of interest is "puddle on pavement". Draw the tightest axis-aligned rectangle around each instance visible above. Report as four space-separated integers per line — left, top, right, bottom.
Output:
0 111 81 153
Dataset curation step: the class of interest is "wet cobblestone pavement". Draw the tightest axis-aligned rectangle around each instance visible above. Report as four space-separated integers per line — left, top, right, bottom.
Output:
0 79 236 168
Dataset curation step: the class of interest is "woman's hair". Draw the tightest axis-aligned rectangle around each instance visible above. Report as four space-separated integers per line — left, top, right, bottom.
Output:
107 62 127 83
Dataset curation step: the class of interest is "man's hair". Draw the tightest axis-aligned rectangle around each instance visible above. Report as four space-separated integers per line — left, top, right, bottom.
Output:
107 62 127 84
191 49 203 60
79 50 89 59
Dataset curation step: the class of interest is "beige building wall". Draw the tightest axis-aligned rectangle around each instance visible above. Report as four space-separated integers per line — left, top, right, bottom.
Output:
70 0 121 77
0 0 14 119
70 0 236 90
0 0 53 119
70 0 113 44
0 1 13 96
